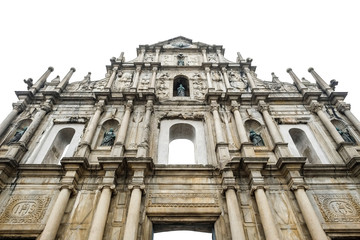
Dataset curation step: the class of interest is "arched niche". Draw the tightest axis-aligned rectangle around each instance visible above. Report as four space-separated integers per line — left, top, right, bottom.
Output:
158 120 207 165
244 119 266 146
3 118 32 146
96 119 120 147
173 75 190 97
43 128 75 164
168 123 195 164
289 128 321 163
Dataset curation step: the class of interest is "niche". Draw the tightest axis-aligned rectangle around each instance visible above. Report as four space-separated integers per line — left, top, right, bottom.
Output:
173 76 190 97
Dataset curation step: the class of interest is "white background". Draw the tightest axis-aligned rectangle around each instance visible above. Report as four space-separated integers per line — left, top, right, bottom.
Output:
1 1 360 239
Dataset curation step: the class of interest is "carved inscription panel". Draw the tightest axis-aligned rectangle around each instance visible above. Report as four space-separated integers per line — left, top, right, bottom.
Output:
147 193 219 207
0 195 51 223
314 194 360 222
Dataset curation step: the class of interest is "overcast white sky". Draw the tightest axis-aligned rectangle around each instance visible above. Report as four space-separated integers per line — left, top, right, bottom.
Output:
0 1 359 238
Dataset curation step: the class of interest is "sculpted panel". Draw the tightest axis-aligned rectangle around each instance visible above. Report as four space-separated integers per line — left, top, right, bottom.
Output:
0 194 51 224
113 71 134 91
313 193 360 222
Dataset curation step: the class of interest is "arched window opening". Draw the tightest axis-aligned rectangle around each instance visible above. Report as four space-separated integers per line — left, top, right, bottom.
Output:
154 230 212 240
168 123 196 164
43 128 75 164
289 128 320 163
169 139 195 164
173 76 189 97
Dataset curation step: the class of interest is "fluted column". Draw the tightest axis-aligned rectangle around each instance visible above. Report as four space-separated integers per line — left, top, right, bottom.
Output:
131 66 142 89
243 66 256 90
308 67 333 96
310 101 344 145
258 101 283 144
201 48 207 62
0 102 25 137
6 101 52 160
211 101 225 143
137 99 153 158
155 47 161 62
205 67 213 88
221 67 231 89
31 67 54 94
105 66 118 89
76 100 105 157
39 186 73 240
337 102 360 134
139 48 146 62
111 99 133 156
150 67 158 89
286 68 307 94
56 67 76 91
293 187 328 240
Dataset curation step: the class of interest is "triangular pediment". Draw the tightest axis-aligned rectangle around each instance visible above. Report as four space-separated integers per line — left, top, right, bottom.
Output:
148 36 211 49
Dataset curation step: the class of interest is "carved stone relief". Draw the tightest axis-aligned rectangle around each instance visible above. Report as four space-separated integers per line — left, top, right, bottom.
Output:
192 73 207 99
113 71 134 91
128 109 144 149
139 71 151 90
211 71 225 91
156 72 170 99
187 56 200 66
207 53 217 63
313 194 360 222
144 53 154 62
0 194 51 223
228 70 248 91
92 78 108 91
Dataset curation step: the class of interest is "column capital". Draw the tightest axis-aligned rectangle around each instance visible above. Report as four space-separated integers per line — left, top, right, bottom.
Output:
243 66 250 72
128 184 146 194
145 100 154 112
291 185 309 191
336 101 351 113
231 105 239 113
309 101 323 113
98 184 117 195
250 185 268 195
125 99 134 111
152 66 158 72
12 102 26 112
258 102 269 113
60 184 77 195
221 66 227 72
40 101 53 113
135 65 142 72
205 67 211 72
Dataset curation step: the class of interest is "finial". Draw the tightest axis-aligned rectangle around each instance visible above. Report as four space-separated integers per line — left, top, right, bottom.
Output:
329 79 338 90
246 58 253 63
308 67 314 72
23 78 33 90
286 68 292 73
48 66 54 72
70 67 76 72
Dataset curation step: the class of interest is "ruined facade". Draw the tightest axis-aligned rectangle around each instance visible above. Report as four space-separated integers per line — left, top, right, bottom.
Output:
0 36 359 239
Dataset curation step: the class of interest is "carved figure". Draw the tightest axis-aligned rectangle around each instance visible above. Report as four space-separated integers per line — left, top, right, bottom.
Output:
177 54 185 66
336 128 356 144
144 54 154 62
7 127 28 145
249 130 265 146
177 84 185 96
23 78 33 90
330 79 338 90
100 128 116 146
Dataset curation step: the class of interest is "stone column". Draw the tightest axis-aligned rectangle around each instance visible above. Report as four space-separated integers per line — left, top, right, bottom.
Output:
139 48 146 62
105 66 118 89
131 65 142 89
6 100 52 160
111 99 133 156
39 158 85 240
277 159 328 240
0 102 25 137
337 102 360 134
88 159 120 240
293 187 328 240
56 67 76 91
155 47 161 62
137 99 153 158
205 67 213 88
150 67 158 89
231 101 255 156
31 67 54 93
310 101 344 145
308 67 333 96
216 48 223 62
123 187 142 240
221 67 231 89
243 66 256 90
201 48 207 62
221 109 235 148
211 101 225 143
76 100 105 157
243 159 280 240
39 186 73 240
286 68 307 94
222 170 247 240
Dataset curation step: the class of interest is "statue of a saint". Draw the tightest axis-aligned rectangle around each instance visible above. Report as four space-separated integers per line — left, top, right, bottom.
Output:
101 128 116 146
177 54 185 66
336 127 356 144
7 127 27 145
249 130 265 146
177 84 186 96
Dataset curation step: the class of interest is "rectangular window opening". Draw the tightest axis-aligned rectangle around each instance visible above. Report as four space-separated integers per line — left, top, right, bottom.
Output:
153 224 214 240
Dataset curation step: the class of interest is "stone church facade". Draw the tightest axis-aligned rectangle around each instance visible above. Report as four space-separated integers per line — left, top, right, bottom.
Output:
0 36 359 239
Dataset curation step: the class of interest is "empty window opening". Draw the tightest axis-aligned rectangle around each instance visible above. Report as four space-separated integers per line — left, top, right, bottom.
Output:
169 139 195 164
173 76 190 97
154 230 213 240
289 128 320 163
43 128 75 164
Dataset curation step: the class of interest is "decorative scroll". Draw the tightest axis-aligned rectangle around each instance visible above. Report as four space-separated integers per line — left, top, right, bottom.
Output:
313 194 360 222
0 195 51 223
